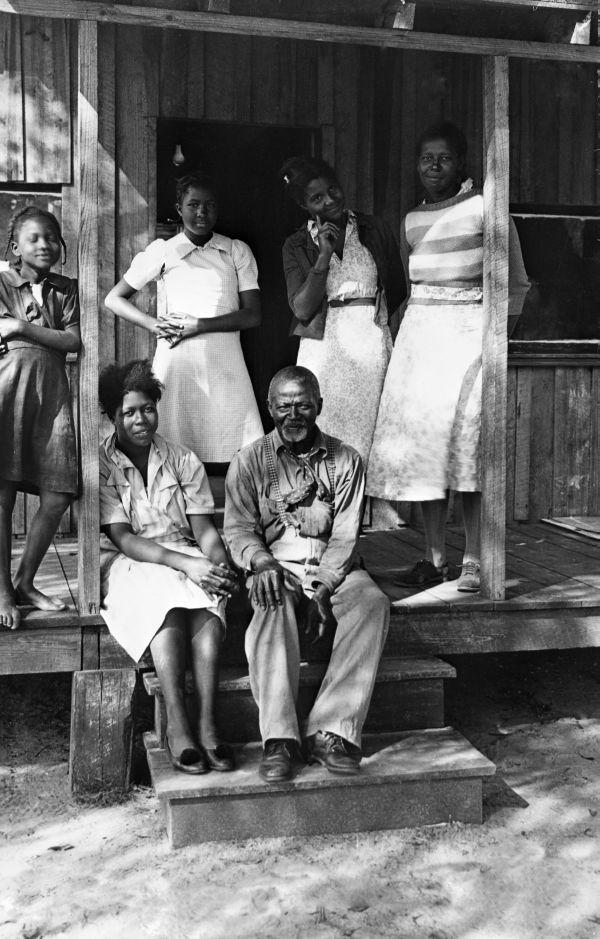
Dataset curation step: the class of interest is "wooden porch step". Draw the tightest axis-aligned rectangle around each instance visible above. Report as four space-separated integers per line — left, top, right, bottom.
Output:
144 727 495 848
143 656 456 745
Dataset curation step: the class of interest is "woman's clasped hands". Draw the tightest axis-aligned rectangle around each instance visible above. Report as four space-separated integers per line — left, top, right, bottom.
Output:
155 312 203 348
180 555 238 599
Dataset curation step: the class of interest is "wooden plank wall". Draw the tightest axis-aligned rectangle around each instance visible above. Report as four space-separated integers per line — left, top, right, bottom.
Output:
0 13 71 183
507 360 600 521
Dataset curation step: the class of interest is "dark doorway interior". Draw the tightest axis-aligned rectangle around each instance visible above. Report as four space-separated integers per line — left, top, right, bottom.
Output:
157 120 319 428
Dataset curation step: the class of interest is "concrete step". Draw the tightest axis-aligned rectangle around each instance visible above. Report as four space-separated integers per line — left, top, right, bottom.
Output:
143 656 456 745
144 727 495 848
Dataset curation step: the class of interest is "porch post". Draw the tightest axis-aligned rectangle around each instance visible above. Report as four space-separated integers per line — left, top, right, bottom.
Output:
481 55 510 600
77 20 100 614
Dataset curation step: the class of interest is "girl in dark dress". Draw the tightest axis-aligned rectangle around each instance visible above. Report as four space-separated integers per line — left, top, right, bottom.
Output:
0 207 80 629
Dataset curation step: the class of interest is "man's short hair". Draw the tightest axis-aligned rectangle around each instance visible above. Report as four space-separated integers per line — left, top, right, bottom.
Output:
267 366 321 403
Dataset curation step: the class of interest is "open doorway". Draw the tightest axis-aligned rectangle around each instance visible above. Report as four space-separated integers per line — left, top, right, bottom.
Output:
157 120 319 428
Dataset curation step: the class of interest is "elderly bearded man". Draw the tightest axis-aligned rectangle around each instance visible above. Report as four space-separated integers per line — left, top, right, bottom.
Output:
224 366 389 783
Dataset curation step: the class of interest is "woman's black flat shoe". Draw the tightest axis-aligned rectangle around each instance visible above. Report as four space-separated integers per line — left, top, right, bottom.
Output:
203 743 235 772
165 741 210 775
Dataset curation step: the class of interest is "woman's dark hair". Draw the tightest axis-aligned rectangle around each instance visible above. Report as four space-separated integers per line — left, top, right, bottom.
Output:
6 205 67 264
99 359 164 422
175 173 218 205
279 155 341 207
416 122 468 163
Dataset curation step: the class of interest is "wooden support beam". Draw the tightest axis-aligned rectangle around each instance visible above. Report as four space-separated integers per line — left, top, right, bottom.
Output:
77 20 101 615
1 1 600 64
70 668 137 795
426 0 593 10
481 55 510 601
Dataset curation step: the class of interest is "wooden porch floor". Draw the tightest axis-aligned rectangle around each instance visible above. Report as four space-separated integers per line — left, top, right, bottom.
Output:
5 520 600 673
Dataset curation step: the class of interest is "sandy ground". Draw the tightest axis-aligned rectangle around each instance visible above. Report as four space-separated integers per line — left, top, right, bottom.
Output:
3 651 600 939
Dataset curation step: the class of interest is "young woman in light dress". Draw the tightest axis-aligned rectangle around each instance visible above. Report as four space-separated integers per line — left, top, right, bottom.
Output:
105 173 263 466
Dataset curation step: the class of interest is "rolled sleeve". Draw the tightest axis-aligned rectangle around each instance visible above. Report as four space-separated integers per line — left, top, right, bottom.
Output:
123 239 167 291
61 279 80 328
178 449 215 515
231 239 259 293
224 451 269 571
99 458 129 527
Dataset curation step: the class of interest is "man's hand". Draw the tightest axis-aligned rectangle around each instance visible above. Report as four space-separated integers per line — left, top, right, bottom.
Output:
304 583 335 644
250 554 289 611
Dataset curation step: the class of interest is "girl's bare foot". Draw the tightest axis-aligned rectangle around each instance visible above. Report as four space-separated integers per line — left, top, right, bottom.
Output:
0 590 20 629
14 584 67 612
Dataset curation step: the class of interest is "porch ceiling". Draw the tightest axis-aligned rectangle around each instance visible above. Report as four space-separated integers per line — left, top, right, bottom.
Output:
0 0 598 63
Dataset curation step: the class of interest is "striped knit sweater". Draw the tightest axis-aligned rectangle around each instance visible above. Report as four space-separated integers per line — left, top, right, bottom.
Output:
404 188 483 288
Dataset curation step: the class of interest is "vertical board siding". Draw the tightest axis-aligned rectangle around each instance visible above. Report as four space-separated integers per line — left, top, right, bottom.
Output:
0 13 71 183
507 363 600 522
186 31 206 120
566 368 593 515
203 32 236 121
21 17 71 184
528 366 555 520
0 15 24 180
115 25 158 364
590 368 600 517
505 368 517 523
334 45 360 209
509 59 597 204
513 367 533 521
295 40 318 128
98 23 116 370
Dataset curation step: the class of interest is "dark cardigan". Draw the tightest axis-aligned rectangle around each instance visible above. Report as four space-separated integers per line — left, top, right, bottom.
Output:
281 212 406 340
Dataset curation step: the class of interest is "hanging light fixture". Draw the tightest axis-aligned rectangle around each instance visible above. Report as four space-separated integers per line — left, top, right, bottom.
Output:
172 143 185 167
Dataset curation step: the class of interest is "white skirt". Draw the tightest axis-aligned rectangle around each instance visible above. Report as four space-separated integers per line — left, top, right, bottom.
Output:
367 289 483 501
152 331 263 463
297 303 392 465
100 542 226 663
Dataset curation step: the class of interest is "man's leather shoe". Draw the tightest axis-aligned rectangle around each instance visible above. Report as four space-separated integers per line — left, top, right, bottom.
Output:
258 739 297 783
308 731 361 776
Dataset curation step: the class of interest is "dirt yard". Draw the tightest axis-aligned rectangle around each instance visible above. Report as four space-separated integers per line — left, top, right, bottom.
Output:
3 650 600 939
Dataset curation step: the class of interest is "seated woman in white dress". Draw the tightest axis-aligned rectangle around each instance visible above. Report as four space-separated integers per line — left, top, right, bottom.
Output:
104 173 263 467
99 360 238 774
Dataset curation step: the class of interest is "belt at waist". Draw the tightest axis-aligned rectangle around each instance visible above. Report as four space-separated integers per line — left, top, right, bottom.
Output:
328 297 376 308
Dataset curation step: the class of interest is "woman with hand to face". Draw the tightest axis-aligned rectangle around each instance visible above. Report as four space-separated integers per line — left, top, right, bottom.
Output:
99 360 238 774
367 122 529 593
105 173 263 466
280 156 405 467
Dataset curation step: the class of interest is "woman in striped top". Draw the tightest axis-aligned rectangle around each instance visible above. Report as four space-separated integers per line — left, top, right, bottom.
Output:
367 123 529 592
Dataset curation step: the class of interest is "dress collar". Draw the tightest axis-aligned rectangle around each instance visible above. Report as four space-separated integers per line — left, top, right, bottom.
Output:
102 431 168 469
1 265 66 290
168 230 231 259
